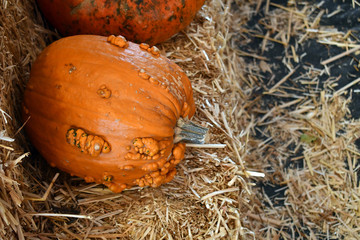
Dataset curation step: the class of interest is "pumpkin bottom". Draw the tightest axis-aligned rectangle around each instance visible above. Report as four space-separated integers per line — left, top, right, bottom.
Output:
101 142 187 193
103 168 178 193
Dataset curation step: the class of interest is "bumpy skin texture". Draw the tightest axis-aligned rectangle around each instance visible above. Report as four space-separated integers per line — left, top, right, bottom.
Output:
23 35 195 193
36 0 206 45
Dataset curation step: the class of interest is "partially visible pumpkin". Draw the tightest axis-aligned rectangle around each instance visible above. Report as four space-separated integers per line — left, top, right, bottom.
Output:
36 0 206 45
23 35 207 193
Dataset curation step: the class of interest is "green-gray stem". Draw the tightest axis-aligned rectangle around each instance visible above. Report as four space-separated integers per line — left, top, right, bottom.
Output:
174 118 208 144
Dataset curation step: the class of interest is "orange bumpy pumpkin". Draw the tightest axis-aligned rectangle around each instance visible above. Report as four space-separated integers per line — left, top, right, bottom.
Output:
23 35 207 193
36 0 206 45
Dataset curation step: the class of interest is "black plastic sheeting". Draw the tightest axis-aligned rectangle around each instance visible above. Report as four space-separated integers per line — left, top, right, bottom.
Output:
239 0 360 118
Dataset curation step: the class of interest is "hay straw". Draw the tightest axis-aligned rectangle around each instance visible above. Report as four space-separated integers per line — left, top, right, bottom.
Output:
321 45 360 65
24 172 59 201
334 77 360 96
1 0 360 239
0 0 52 238
185 143 227 148
25 212 93 219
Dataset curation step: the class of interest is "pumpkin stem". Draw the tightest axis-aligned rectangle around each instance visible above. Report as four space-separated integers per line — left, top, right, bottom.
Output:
174 118 208 144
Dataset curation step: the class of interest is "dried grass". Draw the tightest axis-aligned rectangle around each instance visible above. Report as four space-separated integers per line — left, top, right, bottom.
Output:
0 0 53 238
1 0 360 239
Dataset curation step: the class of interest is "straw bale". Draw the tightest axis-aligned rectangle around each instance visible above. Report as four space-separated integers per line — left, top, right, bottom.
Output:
0 0 54 238
1 0 360 239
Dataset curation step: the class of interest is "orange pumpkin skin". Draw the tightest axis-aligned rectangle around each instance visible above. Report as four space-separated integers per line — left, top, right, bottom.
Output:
23 35 196 193
36 0 206 45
